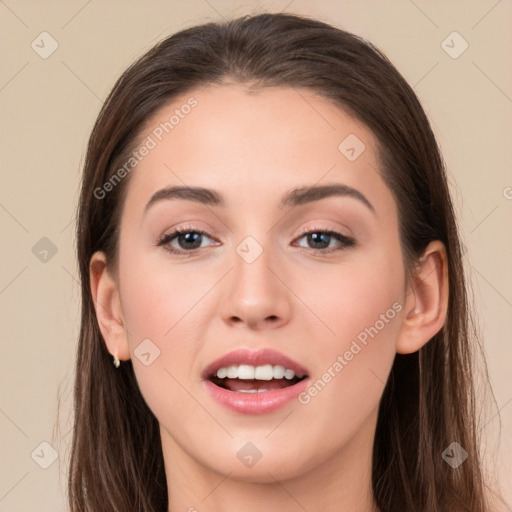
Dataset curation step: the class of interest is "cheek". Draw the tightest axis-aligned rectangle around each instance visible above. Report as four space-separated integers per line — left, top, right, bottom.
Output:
118 243 209 341
295 247 404 350
117 250 211 427
292 251 403 440
117 246 224 401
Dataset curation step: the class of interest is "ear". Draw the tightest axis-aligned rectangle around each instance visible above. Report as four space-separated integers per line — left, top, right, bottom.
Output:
396 240 449 354
89 251 131 362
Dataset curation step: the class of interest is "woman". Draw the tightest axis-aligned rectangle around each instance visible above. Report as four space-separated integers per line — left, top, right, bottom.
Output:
68 12 505 512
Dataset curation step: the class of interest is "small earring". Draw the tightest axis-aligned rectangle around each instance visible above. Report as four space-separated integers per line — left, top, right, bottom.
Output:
113 355 120 368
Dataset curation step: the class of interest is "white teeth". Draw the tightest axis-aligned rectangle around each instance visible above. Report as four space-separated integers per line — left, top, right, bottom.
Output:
226 365 238 379
273 365 285 379
284 369 295 380
215 364 298 380
237 389 270 393
216 367 227 379
238 365 255 380
254 364 273 380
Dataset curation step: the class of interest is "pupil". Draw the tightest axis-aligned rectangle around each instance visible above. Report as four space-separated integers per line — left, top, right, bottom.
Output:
179 232 202 249
308 232 329 249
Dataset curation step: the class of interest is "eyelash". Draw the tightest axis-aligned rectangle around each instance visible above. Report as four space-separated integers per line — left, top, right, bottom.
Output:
156 224 356 256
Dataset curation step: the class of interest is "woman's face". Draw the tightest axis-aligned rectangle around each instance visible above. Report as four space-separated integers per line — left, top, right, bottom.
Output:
113 84 407 482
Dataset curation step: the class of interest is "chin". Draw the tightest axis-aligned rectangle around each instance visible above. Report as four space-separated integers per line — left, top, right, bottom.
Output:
199 440 325 484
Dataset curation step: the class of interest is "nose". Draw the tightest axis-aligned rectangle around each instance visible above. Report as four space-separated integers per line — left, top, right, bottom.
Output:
219 240 292 331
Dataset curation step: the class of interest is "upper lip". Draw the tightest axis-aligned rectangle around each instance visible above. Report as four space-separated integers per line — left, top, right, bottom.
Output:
202 348 309 380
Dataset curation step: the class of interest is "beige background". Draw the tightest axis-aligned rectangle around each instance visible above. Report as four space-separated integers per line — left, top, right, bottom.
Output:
0 1 511 510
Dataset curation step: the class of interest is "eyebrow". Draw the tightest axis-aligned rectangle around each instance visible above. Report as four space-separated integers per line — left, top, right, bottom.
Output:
144 183 375 214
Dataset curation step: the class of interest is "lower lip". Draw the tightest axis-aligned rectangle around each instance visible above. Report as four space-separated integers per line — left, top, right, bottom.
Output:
204 378 309 415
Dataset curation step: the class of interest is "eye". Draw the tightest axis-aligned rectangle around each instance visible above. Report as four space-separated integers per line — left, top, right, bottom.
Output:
156 225 355 257
157 226 218 255
293 227 355 253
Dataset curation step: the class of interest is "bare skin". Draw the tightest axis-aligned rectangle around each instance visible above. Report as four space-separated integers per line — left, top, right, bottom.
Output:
90 83 448 512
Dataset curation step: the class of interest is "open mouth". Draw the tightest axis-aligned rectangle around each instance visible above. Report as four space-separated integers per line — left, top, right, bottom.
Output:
208 364 308 393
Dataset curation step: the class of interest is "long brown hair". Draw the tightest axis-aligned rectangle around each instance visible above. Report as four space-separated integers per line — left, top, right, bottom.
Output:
67 12 504 512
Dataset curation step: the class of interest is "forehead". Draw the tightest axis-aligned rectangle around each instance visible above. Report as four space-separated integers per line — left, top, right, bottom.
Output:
122 83 393 218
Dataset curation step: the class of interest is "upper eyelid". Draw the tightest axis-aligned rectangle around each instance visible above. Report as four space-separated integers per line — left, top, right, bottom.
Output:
160 223 351 239
295 224 352 237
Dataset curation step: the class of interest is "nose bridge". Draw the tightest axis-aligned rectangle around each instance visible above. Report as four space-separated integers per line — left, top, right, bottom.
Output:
220 230 291 329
